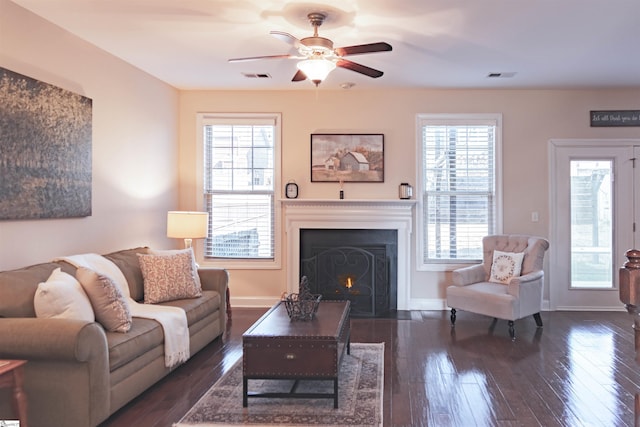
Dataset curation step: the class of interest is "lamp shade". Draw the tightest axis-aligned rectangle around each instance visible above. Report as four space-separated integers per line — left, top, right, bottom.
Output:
297 58 336 85
167 211 209 239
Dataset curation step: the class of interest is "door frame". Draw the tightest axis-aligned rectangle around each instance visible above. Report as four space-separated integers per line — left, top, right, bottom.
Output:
549 139 639 311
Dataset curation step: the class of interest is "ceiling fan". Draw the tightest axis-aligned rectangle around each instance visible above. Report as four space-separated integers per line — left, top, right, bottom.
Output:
228 12 392 86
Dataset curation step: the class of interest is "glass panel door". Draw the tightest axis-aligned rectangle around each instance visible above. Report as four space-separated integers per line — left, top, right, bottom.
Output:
570 160 613 289
550 141 636 310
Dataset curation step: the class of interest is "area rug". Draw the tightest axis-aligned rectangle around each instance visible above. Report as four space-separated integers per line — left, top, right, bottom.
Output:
174 342 384 427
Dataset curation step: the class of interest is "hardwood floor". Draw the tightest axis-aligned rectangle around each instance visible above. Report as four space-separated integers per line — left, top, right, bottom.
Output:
99 308 640 427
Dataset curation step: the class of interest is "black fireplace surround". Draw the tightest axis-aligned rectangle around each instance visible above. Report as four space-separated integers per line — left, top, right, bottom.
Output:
300 228 397 317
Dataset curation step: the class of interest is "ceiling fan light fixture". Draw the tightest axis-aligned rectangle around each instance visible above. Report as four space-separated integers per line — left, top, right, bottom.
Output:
300 36 334 53
297 58 336 86
230 10 390 87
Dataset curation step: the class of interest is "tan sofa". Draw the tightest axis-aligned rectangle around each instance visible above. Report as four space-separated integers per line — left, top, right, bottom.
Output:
0 247 228 427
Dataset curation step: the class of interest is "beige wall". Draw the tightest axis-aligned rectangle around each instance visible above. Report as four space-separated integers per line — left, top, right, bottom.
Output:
3 1 639 309
180 89 640 308
0 0 180 270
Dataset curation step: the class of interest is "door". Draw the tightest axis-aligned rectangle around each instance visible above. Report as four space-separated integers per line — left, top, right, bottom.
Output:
550 140 638 310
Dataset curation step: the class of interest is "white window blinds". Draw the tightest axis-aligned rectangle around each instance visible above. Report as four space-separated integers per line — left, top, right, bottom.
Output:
202 116 277 260
420 115 500 262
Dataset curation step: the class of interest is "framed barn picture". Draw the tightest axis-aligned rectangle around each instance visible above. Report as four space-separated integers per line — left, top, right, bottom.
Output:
310 134 384 183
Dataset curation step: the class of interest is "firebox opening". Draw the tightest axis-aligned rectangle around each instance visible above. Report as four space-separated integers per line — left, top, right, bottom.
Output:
300 228 397 318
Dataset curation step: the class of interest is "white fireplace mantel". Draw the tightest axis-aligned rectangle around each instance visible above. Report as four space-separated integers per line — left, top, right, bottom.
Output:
283 199 416 311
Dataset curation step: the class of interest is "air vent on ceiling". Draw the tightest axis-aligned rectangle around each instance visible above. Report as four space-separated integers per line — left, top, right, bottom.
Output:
242 73 272 79
487 72 517 78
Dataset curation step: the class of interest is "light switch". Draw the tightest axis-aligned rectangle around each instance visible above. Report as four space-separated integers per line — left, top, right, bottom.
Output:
531 211 539 222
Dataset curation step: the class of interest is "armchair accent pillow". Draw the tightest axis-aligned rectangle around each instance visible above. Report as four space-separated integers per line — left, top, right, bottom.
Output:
76 267 132 333
137 249 202 304
34 268 95 322
489 250 525 284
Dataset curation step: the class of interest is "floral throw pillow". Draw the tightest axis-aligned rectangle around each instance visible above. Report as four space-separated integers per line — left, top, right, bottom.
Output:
137 249 202 304
489 250 525 284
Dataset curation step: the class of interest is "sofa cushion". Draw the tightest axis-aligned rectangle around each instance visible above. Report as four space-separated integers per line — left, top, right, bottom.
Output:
137 249 202 304
107 318 164 372
34 268 95 322
106 291 220 371
0 262 61 318
159 290 221 326
103 247 149 302
76 267 133 333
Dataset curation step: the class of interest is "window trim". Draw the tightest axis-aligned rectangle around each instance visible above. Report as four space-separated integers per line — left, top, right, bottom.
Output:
415 113 503 272
195 112 282 270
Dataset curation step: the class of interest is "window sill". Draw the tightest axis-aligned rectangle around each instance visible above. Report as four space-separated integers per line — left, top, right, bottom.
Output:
417 261 481 272
200 258 281 270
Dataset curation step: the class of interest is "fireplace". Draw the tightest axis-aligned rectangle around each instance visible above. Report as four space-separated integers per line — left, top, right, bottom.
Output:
284 199 414 311
300 229 397 317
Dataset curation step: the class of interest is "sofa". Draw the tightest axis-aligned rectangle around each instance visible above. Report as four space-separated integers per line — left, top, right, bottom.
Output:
0 247 228 427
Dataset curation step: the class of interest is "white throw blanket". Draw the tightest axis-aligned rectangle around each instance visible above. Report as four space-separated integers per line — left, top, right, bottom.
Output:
55 253 190 368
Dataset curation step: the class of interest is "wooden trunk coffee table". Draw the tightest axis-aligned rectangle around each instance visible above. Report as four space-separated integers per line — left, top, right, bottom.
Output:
242 300 350 408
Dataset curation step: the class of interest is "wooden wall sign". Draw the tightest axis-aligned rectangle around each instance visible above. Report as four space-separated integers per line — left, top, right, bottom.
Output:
590 110 640 127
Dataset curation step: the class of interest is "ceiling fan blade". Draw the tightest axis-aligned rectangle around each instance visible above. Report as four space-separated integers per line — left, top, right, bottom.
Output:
228 54 295 63
292 70 307 82
337 59 384 78
335 42 392 57
270 31 302 49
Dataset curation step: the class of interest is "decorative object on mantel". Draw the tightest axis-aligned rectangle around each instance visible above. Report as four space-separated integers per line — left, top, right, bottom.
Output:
399 182 413 199
282 276 322 321
339 179 344 199
0 67 92 220
285 180 298 199
590 110 640 127
311 134 384 183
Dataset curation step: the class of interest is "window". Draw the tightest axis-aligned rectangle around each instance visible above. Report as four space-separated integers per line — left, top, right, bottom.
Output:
417 114 502 269
198 113 281 268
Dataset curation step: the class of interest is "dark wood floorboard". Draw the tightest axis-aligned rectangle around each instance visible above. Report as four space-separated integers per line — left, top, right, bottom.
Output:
99 309 640 427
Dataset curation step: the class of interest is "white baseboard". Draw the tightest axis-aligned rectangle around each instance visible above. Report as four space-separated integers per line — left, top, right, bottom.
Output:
406 298 448 311
229 296 280 308
553 305 626 311
232 297 452 311
229 296 624 312
406 298 625 312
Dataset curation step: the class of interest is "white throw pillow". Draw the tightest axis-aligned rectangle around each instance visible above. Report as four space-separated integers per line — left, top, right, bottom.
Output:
34 268 95 322
489 250 525 284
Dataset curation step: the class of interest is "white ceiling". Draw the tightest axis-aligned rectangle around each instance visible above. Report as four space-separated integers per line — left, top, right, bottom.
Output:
10 0 640 91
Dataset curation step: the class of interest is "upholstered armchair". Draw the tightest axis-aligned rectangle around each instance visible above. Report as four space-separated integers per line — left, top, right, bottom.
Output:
446 234 550 339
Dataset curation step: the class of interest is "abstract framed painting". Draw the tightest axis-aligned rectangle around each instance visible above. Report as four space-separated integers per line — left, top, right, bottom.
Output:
0 67 92 220
310 133 384 183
